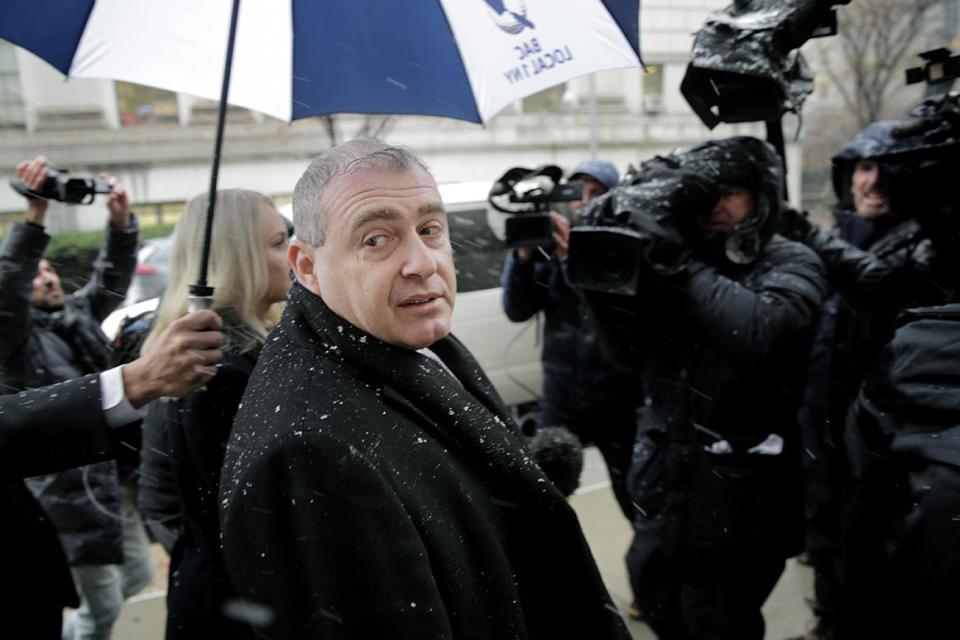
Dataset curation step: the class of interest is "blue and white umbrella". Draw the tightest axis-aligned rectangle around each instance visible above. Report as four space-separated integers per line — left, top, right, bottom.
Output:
0 0 641 124
0 0 640 300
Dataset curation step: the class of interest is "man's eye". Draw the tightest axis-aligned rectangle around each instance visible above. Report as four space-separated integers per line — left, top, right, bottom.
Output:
364 235 386 247
421 225 442 237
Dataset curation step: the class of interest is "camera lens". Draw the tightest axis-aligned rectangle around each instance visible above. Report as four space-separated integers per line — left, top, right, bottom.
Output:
593 235 636 284
568 227 645 296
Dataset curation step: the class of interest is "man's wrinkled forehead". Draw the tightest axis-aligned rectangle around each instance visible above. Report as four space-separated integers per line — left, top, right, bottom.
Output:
321 164 438 223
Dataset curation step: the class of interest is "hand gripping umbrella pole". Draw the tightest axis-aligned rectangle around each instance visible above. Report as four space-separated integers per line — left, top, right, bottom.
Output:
188 0 242 312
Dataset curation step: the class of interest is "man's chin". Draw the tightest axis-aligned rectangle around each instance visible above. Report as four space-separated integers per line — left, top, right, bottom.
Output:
35 298 64 311
397 321 452 351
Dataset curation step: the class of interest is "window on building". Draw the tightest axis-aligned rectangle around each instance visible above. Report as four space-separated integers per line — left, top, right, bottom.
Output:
189 98 253 125
522 83 567 113
641 64 664 114
0 42 26 128
116 82 179 126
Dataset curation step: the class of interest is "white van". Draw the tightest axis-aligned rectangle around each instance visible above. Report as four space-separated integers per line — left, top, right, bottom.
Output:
438 182 542 410
102 183 543 411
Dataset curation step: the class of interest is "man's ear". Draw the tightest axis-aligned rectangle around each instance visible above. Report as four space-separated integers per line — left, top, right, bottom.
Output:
289 240 322 296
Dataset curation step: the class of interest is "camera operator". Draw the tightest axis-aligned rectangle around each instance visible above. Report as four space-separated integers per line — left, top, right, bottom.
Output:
777 118 959 639
580 137 825 639
0 155 147 639
500 159 644 523
773 90 960 638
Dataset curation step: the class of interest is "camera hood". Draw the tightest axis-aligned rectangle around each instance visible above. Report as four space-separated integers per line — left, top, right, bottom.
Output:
681 0 846 129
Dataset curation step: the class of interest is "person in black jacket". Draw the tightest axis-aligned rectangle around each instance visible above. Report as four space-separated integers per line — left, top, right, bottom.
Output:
137 189 291 639
0 308 223 640
0 156 150 639
839 304 960 639
501 159 644 520
585 137 826 639
220 139 631 639
778 121 957 639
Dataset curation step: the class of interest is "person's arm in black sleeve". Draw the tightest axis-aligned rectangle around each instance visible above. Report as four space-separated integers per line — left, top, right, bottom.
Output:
800 225 922 305
72 176 139 322
0 310 223 481
0 222 48 365
680 240 826 367
0 374 116 480
500 249 554 322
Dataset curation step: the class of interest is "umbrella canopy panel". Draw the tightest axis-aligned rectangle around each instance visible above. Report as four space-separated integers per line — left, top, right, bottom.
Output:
0 0 641 124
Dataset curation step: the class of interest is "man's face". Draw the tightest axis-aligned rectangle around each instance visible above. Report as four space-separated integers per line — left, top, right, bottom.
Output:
851 159 890 219
292 165 456 350
569 176 608 216
700 185 754 238
32 259 64 310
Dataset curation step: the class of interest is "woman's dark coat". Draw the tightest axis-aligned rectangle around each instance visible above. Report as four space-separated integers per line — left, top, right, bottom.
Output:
140 318 260 639
220 284 629 640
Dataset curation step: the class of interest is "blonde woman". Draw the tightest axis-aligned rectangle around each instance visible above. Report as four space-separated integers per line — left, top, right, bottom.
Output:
138 189 290 639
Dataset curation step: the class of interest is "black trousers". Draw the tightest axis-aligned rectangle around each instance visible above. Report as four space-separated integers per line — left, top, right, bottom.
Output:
627 525 785 640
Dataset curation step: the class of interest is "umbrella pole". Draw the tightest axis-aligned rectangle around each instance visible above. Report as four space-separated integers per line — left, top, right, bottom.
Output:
189 0 242 312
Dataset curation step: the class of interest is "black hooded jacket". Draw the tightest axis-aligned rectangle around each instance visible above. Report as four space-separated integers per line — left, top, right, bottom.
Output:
799 122 954 460
623 236 825 560
587 138 825 564
0 220 138 566
585 137 826 560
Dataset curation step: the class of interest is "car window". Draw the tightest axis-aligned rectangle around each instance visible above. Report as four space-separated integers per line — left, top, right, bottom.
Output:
448 206 505 293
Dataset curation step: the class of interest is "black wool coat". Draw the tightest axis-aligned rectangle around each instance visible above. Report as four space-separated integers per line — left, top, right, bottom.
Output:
220 284 629 640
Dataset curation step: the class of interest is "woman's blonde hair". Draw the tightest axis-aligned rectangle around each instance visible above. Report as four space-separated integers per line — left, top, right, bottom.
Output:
142 189 284 354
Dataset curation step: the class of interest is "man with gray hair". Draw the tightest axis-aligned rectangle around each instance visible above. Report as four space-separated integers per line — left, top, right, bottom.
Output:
220 139 630 639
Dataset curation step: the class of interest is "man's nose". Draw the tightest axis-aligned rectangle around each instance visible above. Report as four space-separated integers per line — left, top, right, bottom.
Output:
400 235 438 278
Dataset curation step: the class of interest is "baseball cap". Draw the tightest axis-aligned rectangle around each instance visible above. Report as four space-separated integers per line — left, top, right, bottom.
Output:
569 159 619 191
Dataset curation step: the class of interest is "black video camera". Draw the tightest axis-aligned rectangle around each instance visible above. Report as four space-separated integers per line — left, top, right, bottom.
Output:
680 0 847 129
886 89 960 248
567 157 705 297
9 163 112 205
488 165 583 249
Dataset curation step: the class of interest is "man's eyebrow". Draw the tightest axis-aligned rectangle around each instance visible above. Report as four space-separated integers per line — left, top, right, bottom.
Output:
351 207 401 233
419 201 446 216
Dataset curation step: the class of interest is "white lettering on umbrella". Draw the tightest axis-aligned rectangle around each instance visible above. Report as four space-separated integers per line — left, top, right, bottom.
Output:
440 0 640 122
